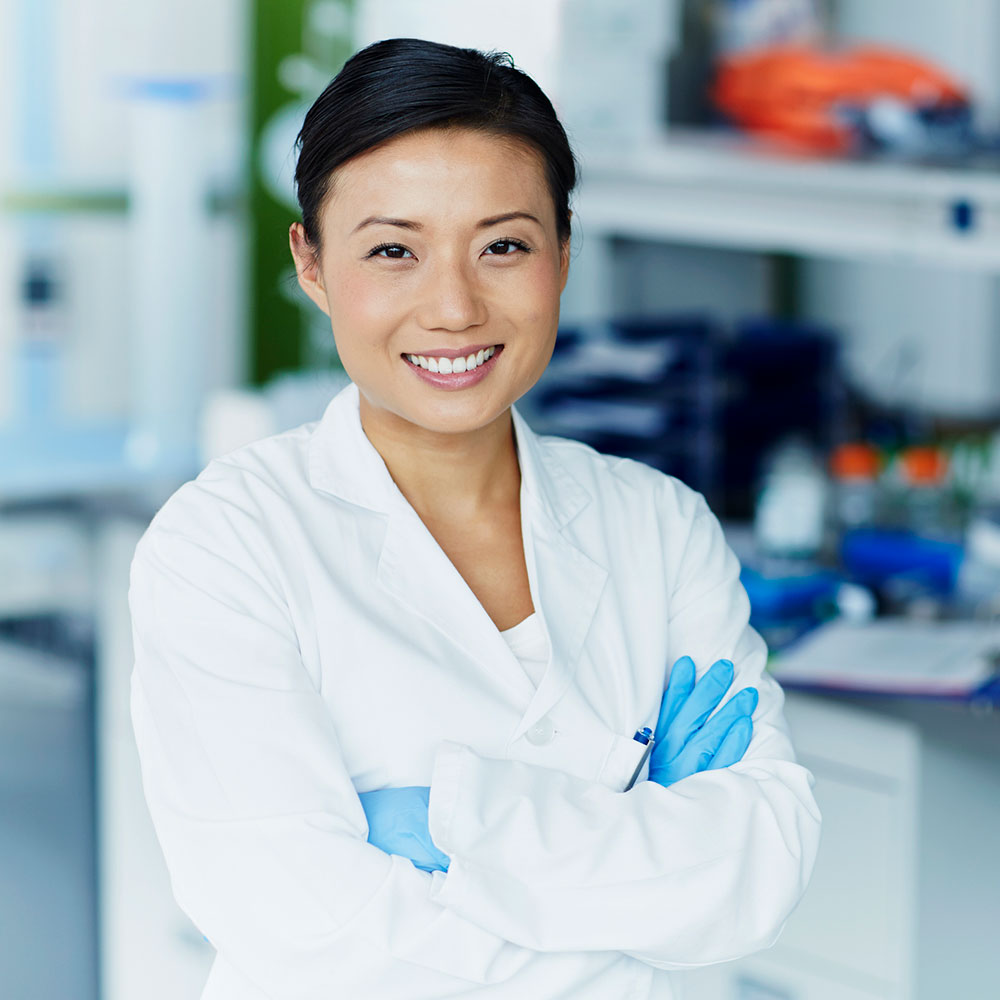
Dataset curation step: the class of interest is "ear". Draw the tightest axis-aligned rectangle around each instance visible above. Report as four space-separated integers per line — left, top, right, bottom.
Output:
559 210 572 292
289 223 330 316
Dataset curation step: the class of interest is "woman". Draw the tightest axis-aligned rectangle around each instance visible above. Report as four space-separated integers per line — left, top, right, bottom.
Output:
129 37 820 1000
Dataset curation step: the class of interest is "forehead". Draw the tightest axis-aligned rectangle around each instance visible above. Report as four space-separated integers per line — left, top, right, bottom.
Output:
324 128 553 226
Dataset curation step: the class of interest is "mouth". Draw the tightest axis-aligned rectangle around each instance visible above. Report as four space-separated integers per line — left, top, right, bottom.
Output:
402 344 502 375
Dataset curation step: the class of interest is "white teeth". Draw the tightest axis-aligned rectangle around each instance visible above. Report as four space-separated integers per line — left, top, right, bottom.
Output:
407 346 499 374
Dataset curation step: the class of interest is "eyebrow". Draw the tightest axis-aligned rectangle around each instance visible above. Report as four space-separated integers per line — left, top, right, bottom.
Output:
350 211 542 234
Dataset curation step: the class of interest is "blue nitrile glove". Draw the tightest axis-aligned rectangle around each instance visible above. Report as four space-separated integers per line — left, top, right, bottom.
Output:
358 785 451 873
647 656 758 787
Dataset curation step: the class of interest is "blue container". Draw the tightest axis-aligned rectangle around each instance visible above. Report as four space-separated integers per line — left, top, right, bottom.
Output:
840 527 964 597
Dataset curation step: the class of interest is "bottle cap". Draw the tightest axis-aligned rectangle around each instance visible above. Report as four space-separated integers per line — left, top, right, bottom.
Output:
830 443 881 480
900 446 948 485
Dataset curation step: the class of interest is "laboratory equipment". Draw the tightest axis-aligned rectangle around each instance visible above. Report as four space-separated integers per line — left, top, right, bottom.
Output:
884 445 960 540
0 0 246 502
829 441 882 533
754 440 829 559
739 563 841 649
523 316 720 499
353 0 681 159
125 79 217 476
840 527 964 600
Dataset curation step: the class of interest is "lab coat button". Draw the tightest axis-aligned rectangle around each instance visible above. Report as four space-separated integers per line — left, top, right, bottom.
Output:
525 716 555 746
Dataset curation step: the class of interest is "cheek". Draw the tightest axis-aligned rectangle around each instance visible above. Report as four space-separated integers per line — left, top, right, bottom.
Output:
326 267 400 338
515 260 564 324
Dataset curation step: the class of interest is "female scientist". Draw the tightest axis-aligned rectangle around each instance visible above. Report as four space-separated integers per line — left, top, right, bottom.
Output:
129 37 820 1000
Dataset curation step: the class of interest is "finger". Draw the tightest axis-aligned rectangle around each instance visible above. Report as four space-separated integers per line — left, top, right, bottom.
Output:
654 656 695 743
660 725 723 783
683 700 751 766
696 686 758 747
665 658 734 758
705 715 753 771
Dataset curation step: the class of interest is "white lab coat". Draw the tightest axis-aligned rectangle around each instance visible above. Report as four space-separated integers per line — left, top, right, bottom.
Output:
129 381 820 1000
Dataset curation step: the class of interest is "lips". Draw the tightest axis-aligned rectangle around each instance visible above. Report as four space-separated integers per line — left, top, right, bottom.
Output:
402 343 503 388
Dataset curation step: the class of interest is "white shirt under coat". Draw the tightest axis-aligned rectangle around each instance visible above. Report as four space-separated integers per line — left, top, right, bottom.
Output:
128 381 821 1000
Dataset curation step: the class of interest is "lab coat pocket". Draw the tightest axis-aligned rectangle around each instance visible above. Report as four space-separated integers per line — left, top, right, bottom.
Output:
596 731 651 792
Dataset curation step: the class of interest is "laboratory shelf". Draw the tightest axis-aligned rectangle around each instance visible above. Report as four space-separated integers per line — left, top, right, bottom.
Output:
0 184 242 215
0 426 199 505
576 130 1000 271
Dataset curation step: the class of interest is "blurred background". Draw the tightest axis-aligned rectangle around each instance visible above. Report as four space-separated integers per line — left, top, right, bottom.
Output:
1 1 999 998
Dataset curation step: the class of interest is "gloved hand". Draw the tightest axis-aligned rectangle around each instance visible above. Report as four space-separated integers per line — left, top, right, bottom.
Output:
647 656 757 787
358 785 451 873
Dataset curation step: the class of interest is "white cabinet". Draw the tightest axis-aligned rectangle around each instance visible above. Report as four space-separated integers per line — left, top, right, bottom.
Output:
677 690 1000 1000
771 696 918 995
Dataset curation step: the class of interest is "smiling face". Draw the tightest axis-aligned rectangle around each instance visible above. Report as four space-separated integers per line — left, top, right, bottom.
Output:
289 127 570 442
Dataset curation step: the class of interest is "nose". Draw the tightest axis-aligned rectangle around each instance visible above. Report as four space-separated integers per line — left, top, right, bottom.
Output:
415 258 487 332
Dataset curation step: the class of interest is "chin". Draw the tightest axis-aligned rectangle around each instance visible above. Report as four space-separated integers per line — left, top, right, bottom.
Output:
415 399 510 436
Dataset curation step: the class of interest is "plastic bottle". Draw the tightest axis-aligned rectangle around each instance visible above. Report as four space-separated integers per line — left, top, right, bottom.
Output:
754 440 828 559
896 446 957 540
829 442 881 533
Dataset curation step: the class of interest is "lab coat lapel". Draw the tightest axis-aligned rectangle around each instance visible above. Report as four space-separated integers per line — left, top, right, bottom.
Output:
510 408 608 743
307 384 609 726
308 383 535 705
374 509 536 705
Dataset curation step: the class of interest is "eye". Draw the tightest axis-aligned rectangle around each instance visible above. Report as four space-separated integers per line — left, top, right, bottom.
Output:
366 243 414 260
484 238 532 256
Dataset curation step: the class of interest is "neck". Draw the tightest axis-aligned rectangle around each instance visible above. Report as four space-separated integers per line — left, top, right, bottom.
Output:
358 398 521 520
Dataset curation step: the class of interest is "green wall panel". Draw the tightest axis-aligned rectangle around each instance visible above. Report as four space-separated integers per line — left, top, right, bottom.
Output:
250 0 354 384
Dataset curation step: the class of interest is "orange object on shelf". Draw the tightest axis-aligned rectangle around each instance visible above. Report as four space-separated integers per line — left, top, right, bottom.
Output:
830 442 881 480
712 44 969 155
900 446 949 485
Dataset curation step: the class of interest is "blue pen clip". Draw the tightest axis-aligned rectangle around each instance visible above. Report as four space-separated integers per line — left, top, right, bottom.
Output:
624 727 655 791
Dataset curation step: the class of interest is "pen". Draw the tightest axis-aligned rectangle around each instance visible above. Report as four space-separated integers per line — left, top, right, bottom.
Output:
624 726 654 791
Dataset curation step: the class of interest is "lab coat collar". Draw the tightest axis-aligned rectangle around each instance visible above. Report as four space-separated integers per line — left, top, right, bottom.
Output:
307 381 590 529
308 382 607 738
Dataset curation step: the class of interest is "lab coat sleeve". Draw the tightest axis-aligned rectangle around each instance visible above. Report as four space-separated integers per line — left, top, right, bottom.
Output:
128 486 542 999
425 490 821 968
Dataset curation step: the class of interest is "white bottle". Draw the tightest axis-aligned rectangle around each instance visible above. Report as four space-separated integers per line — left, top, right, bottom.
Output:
754 440 828 559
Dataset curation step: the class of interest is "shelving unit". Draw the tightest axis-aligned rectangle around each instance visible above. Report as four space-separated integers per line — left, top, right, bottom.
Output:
576 130 1000 272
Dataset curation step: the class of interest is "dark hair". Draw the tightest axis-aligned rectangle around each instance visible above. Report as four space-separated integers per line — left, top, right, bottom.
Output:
293 37 577 259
